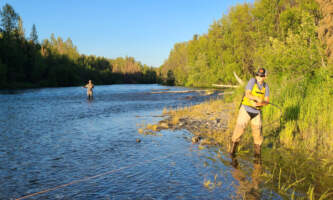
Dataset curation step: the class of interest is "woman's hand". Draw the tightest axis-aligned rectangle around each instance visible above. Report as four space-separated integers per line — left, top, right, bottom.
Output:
255 101 268 107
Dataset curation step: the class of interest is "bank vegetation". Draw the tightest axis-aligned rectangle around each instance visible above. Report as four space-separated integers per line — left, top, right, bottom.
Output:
157 0 333 158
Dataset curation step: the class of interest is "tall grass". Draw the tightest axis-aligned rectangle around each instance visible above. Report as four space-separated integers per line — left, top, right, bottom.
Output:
262 68 333 156
153 68 333 198
161 67 333 157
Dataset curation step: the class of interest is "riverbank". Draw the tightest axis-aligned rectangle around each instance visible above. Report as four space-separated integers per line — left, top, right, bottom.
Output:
142 93 333 199
156 99 235 148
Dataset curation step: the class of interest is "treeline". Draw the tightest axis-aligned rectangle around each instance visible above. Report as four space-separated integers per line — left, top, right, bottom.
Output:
160 0 333 155
0 4 158 89
160 0 332 87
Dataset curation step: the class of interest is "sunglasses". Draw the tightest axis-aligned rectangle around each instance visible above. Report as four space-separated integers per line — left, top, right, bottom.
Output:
256 74 266 77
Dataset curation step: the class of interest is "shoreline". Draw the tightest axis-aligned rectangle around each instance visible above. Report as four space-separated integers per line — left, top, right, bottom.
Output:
141 97 333 199
148 96 332 159
144 99 237 148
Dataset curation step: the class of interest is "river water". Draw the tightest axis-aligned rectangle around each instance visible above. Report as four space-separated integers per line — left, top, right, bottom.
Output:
0 84 305 199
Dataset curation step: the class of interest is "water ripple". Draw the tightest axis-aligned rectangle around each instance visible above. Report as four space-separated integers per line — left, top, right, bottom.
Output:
0 84 239 200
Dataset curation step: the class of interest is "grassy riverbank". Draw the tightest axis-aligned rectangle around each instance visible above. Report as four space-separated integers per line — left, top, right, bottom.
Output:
141 68 333 199
158 68 333 158
154 0 333 157
262 69 333 156
146 0 333 198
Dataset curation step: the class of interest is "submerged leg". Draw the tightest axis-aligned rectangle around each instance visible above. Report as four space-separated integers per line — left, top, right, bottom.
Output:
254 144 261 158
230 141 239 157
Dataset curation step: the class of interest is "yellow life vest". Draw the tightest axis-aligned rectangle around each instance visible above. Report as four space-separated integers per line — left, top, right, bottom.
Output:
242 81 266 110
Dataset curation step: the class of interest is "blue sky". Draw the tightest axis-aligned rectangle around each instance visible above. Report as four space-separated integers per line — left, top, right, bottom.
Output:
1 0 253 67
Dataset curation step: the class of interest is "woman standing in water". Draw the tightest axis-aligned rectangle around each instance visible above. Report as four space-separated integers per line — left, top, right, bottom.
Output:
230 68 269 158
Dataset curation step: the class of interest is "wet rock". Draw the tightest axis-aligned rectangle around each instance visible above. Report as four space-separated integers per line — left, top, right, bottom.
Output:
158 121 169 129
138 128 144 134
157 108 230 146
192 136 202 144
200 138 216 145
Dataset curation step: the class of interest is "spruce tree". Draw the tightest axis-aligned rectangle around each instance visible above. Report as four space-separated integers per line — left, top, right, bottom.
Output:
0 4 19 36
17 16 25 38
30 24 38 44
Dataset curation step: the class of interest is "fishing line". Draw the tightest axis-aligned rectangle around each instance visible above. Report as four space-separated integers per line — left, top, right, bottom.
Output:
251 102 283 131
14 103 283 200
262 102 283 129
14 150 190 200
236 102 283 131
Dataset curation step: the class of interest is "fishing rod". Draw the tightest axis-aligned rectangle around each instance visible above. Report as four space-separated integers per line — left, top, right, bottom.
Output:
238 100 283 130
261 101 283 129
267 102 282 112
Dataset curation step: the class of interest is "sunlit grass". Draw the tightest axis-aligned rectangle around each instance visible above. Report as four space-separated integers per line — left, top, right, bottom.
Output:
146 124 158 132
262 69 333 156
306 186 333 200
159 69 333 160
137 122 162 136
144 69 333 199
203 174 222 190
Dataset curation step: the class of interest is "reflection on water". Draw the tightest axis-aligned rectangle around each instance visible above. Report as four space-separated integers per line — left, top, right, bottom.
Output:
230 156 262 200
0 84 329 199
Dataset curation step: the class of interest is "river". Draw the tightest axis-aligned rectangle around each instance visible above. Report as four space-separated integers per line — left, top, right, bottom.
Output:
0 84 325 200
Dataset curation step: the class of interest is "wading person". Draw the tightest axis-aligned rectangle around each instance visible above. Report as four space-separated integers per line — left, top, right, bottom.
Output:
83 80 94 100
230 68 269 158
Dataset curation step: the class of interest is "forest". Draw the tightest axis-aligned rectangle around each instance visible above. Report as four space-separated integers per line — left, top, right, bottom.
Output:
0 3 158 89
160 0 332 87
159 0 333 156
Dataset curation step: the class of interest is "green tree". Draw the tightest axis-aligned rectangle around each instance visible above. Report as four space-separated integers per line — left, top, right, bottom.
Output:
166 70 175 86
0 3 158 89
228 4 256 75
17 16 25 38
29 24 38 44
161 42 189 85
257 12 322 79
0 4 19 36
